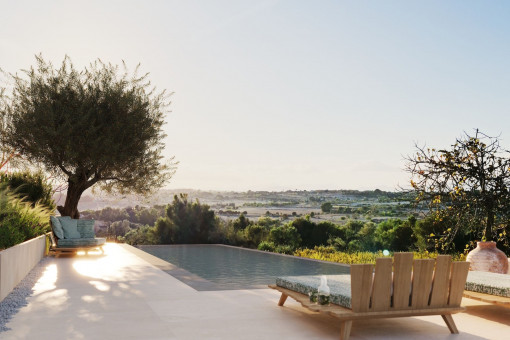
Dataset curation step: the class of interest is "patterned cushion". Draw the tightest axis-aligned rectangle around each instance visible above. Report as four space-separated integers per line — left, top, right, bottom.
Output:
77 219 95 238
57 238 106 247
465 271 510 298
60 218 81 239
50 216 65 239
276 275 352 308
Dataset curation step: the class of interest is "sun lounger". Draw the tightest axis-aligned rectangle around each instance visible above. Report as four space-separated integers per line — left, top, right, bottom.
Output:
269 253 470 340
49 216 106 256
463 271 510 308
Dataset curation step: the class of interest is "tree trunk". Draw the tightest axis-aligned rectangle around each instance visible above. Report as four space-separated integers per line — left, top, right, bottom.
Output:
486 207 494 242
57 181 88 219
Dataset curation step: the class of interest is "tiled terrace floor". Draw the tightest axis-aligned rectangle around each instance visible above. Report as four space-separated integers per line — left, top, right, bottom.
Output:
2 244 510 340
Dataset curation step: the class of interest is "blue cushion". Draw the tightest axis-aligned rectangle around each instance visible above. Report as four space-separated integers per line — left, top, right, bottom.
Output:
60 218 81 239
77 220 96 238
57 238 106 247
50 216 65 239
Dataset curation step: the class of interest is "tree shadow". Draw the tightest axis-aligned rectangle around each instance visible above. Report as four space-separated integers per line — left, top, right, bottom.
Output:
463 304 510 326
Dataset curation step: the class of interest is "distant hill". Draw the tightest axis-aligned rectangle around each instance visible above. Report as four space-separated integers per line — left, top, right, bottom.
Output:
52 188 410 212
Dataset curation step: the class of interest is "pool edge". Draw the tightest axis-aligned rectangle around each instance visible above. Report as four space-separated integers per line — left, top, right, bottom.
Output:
118 243 230 291
131 243 350 269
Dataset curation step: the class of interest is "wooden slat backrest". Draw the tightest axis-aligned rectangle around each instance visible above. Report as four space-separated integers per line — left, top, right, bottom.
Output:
448 261 470 306
411 259 435 308
350 253 469 313
371 258 393 311
392 252 413 309
350 264 374 312
429 255 452 307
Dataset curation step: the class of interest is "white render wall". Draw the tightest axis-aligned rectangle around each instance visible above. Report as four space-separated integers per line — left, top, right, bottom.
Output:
0 235 46 301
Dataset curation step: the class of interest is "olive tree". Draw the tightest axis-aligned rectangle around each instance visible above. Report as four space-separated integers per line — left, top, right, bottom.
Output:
1 55 175 218
405 129 510 247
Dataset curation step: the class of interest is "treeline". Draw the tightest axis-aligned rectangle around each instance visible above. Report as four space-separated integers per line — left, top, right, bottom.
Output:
81 205 166 225
116 193 505 255
320 200 413 214
81 205 166 239
243 201 298 207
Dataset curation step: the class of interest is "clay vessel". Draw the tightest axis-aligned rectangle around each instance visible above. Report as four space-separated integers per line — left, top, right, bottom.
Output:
466 241 509 274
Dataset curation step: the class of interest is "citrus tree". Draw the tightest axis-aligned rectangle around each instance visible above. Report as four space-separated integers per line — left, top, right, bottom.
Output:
405 129 510 249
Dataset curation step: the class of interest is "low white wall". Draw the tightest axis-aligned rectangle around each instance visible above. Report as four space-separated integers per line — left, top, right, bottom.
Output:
0 235 46 302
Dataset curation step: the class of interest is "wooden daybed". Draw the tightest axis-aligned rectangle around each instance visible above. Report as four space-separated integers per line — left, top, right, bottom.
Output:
463 290 510 307
269 253 470 340
49 216 106 257
463 270 510 308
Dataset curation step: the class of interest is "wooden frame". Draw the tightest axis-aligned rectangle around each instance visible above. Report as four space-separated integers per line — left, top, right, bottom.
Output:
270 253 470 340
48 230 104 257
463 290 510 308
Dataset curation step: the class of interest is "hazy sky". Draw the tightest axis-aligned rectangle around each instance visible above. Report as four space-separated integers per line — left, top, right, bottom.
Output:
1 1 509 191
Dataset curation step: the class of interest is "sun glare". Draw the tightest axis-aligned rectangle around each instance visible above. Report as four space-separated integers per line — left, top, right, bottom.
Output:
72 245 130 281
33 264 58 294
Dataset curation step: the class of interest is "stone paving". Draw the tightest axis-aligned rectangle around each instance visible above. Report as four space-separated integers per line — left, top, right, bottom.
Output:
2 243 510 340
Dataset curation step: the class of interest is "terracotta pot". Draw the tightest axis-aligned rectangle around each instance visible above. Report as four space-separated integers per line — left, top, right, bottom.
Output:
466 241 509 274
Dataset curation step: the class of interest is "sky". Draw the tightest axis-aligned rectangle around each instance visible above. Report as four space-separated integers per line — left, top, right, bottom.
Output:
1 0 510 191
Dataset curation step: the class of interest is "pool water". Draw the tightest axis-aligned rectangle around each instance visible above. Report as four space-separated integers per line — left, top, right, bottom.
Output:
138 244 349 290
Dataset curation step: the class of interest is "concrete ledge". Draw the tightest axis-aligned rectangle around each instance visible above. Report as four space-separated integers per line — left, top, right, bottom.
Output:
0 235 46 301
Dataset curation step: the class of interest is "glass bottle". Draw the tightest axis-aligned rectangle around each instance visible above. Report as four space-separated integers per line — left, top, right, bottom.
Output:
317 275 330 305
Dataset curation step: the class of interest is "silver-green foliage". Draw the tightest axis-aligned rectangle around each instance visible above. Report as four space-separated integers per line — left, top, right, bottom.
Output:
1 55 175 218
0 184 51 250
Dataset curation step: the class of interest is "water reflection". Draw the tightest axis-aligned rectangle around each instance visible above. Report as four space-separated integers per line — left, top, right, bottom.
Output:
139 245 349 289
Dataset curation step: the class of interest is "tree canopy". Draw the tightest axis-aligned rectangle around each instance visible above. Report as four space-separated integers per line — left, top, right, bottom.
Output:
1 55 175 217
405 129 510 245
154 194 218 244
320 202 333 213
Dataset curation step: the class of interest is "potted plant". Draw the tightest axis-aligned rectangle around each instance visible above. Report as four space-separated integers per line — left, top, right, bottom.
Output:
405 129 509 273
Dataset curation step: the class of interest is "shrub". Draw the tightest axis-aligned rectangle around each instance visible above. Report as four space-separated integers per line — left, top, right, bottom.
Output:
274 244 295 255
258 241 275 252
291 218 343 248
110 220 140 238
357 222 377 251
347 239 363 252
321 202 333 213
375 218 417 251
257 241 294 255
268 225 301 250
210 222 245 246
295 246 384 264
256 216 280 228
0 171 55 211
232 213 251 231
122 225 157 245
0 184 51 250
294 246 465 264
244 224 267 248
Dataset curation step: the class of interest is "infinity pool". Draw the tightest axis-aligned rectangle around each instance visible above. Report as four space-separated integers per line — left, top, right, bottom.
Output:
138 244 349 290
